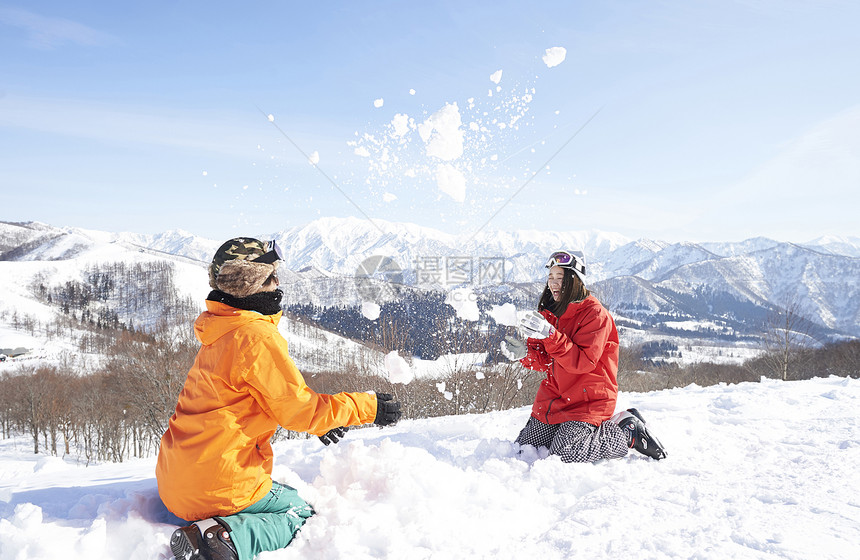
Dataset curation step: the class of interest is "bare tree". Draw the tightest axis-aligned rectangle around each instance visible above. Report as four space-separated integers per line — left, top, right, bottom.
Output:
760 295 814 381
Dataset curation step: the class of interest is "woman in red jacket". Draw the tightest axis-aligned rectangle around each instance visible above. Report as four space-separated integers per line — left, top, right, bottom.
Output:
501 250 666 462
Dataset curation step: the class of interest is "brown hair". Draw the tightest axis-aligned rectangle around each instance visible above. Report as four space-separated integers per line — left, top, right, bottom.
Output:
538 267 590 317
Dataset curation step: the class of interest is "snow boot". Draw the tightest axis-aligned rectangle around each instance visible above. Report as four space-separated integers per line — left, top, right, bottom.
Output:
612 408 668 460
170 518 238 560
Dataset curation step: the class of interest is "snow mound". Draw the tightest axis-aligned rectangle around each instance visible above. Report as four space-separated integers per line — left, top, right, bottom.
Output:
1 377 858 559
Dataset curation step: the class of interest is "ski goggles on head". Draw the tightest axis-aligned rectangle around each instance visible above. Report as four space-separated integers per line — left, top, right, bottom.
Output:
545 250 586 277
253 240 284 264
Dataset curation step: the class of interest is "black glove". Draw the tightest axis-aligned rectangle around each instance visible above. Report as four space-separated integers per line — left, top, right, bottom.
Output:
374 393 402 426
319 426 349 446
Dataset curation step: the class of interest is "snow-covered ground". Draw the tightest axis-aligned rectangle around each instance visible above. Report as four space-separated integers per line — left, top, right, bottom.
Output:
1 376 858 559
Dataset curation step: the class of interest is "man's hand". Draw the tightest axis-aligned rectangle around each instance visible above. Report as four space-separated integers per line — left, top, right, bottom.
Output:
374 393 402 426
319 426 349 446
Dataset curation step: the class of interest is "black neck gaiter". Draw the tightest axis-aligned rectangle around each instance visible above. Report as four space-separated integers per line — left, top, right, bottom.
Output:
207 289 283 316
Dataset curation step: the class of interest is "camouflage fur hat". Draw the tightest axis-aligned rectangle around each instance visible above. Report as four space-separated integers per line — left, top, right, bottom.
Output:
208 237 283 298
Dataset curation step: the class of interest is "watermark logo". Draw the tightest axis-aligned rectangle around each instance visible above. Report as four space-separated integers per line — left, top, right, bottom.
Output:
355 254 506 300
414 256 505 288
355 256 404 300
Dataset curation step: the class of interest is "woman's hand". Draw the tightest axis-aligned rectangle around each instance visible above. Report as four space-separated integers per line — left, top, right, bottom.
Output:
500 336 527 361
518 311 555 339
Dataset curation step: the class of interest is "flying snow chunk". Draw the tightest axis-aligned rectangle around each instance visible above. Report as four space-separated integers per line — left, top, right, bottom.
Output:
435 164 466 203
409 88 416 95
489 303 518 327
417 103 464 161
445 287 479 321
390 113 410 138
308 151 320 165
361 301 381 320
267 114 275 122
542 47 567 68
385 351 413 384
374 98 384 108
202 171 208 176
490 69 503 84
435 381 453 400
354 146 371 158
383 192 397 203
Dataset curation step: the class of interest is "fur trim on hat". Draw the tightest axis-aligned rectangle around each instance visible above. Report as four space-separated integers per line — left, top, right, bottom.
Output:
209 259 276 298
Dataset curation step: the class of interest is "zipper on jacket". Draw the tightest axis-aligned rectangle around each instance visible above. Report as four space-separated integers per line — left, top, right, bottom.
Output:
545 397 559 423
543 311 563 424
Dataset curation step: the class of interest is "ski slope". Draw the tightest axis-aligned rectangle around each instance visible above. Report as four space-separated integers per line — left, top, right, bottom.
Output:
1 376 858 559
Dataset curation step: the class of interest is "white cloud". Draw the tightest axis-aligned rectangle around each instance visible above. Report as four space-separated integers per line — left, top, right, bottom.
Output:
0 95 266 158
695 105 860 240
0 7 117 49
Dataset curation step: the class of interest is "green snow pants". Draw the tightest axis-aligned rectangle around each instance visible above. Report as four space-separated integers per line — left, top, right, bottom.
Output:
217 481 314 560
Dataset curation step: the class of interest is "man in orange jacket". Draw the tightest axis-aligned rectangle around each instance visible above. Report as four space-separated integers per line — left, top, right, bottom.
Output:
157 237 401 560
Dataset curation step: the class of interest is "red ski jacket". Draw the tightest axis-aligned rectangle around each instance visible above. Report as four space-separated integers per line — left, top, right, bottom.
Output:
520 295 619 426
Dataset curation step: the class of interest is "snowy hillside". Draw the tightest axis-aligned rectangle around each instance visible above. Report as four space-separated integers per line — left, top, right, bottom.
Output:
0 222 385 373
260 218 860 338
0 376 857 559
3 218 860 363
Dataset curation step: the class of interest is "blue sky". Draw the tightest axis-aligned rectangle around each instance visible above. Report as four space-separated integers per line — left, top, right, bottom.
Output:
1 0 859 243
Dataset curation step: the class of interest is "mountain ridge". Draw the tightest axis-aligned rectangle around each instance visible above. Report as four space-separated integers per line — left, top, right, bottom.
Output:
2 218 858 341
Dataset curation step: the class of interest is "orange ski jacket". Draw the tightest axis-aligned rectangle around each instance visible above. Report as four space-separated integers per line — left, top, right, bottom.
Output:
156 300 378 521
520 295 619 426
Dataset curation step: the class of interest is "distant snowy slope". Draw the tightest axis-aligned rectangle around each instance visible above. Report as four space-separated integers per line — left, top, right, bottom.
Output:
0 223 382 371
0 376 857 559
3 217 860 350
656 243 860 335
265 216 631 282
627 241 720 281
700 236 783 257
802 235 860 258
117 230 220 263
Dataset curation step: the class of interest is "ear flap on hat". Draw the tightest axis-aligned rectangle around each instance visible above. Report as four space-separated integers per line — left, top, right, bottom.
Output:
213 259 276 298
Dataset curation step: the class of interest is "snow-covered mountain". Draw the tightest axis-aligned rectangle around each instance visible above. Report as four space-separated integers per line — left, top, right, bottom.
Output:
263 218 859 338
2 218 859 343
